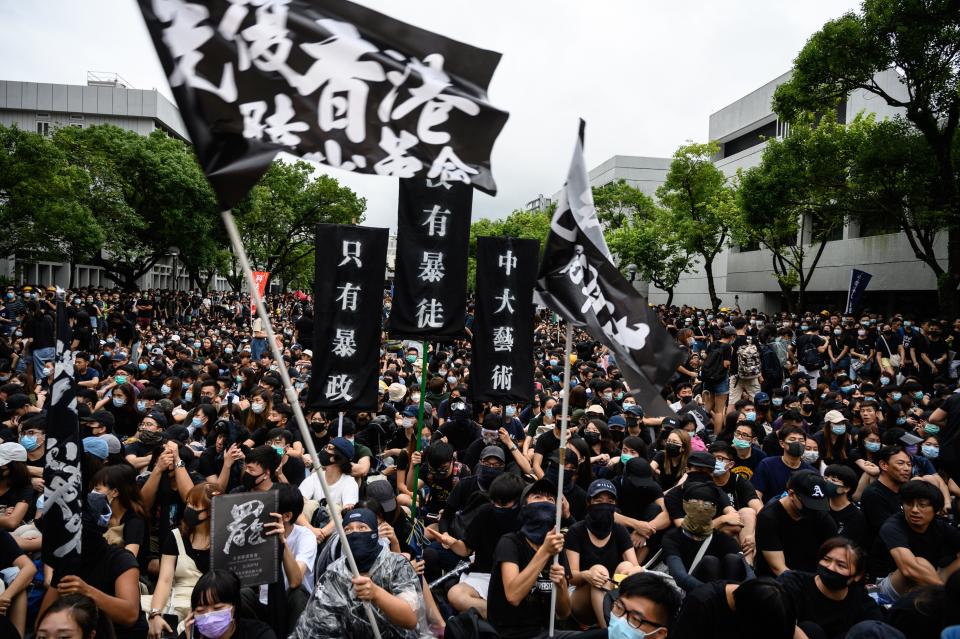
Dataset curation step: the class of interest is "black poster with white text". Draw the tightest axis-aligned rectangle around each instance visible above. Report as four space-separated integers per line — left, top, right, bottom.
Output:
211 490 279 587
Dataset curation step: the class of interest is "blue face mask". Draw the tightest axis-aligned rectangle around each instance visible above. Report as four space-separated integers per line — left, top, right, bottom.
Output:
842 385 855 393
896 416 907 425
191 416 203 428
544 408 553 419
224 348 233 355
831 424 847 436
864 441 881 452
608 612 656 639
551 375 560 383
732 437 751 449
138 362 148 372
184 390 193 403
880 377 891 386
892 393 902 402
772 398 783 407
136 400 146 413
19 435 38 452
112 396 126 408
925 424 940 435
505 406 516 418
743 411 756 422
160 384 171 395
549 359 558 367
914 391 924 401
921 445 939 459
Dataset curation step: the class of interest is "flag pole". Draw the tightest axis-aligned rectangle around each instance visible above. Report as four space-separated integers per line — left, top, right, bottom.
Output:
548 322 574 638
221 211 382 639
409 338 429 556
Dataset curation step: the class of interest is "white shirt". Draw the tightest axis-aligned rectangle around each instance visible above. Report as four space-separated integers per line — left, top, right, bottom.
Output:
259 524 317 603
298 472 359 508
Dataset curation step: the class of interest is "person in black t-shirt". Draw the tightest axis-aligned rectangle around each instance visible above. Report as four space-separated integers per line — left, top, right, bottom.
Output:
860 446 912 547
487 479 571 639
671 578 801 639
566 479 639 627
823 464 867 548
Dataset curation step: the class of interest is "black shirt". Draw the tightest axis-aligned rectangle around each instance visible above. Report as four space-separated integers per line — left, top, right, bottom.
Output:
777 570 883 639
755 500 838 576
161 528 212 573
670 581 738 639
859 480 901 544
487 531 570 639
76 539 147 639
437 419 480 455
564 520 632 576
714 473 758 510
829 501 867 547
0 529 24 568
463 503 520 573
871 513 960 578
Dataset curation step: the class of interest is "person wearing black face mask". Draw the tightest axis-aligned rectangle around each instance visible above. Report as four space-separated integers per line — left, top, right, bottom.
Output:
232 445 276 494
439 473 526 618
487 481 571 639
565 479 640 628
290 507 429 638
542 447 588 521
777 538 882 639
752 425 816 503
437 446 506 537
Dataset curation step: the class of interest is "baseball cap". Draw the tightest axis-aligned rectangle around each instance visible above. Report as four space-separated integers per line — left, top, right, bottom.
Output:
688 451 716 469
587 478 617 499
99 434 122 456
520 478 558 504
481 446 506 463
331 437 355 461
753 392 770 404
824 410 847 424
388 383 407 402
82 437 109 460
585 405 605 416
303 350 313 358
661 417 680 429
365 477 397 512
343 507 378 531
608 415 627 429
145 411 168 429
623 405 644 417
0 442 27 466
83 410 116 428
788 470 830 511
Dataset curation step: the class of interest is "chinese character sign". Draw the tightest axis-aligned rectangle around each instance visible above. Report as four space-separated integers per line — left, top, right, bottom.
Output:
43 300 83 577
211 491 280 587
472 237 538 403
307 224 387 411
537 122 684 415
136 0 510 209
390 178 471 341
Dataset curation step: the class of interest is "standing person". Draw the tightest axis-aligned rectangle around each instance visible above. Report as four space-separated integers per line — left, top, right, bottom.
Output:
486 479 573 639
795 323 828 384
702 326 736 432
728 317 762 404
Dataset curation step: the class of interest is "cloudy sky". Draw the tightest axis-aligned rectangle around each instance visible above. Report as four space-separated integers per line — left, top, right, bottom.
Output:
1 0 859 228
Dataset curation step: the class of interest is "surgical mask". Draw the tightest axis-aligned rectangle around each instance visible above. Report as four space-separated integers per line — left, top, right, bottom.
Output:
892 392 902 402
801 450 819 464
842 385 855 393
115 375 127 385
925 424 940 435
138 362 148 372
137 400 146 413
732 437 751 450
833 329 842 336
184 390 194 403
896 416 907 425
405 354 418 364
830 424 847 436
743 411 756 422
191 416 203 428
194 607 234 639
544 408 553 419
921 445 939 459
160 384 171 395
411 393 421 404
273 445 285 457
446 376 457 386
622 402 635 409
914 391 924 401
224 347 233 355
112 396 126 408
19 435 38 452
549 359 558 367
712 459 727 476
518 501 556 544
772 398 783 407
481 429 499 445
603 392 614 401
858 330 866 337
193 341 202 349
505 406 516 418
251 401 265 414
620 453 634 465
880 377 891 386
864 441 881 453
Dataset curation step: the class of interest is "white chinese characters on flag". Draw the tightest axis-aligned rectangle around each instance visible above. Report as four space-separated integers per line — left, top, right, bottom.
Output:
136 0 510 209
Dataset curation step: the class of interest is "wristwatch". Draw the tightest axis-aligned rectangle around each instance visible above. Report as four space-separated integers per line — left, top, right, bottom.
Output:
148 609 162 619
175 459 185 468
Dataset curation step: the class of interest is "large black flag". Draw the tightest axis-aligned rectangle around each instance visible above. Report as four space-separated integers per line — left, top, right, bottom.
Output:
389 178 471 341
536 121 685 415
136 0 509 209
42 299 82 576
472 236 539 404
307 224 387 411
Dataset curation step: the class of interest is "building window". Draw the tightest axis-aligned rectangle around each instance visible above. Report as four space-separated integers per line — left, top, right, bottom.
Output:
810 211 844 242
722 120 777 158
857 215 899 238
36 121 50 136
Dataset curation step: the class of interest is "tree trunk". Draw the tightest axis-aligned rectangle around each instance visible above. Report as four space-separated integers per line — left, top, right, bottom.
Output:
665 288 674 308
940 226 960 317
702 256 720 311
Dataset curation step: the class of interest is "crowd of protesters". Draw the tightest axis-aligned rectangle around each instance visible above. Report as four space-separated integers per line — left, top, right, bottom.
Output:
0 285 958 639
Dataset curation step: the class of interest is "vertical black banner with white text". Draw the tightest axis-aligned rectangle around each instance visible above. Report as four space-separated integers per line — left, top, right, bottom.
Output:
472 236 539 403
389 178 471 341
307 224 388 411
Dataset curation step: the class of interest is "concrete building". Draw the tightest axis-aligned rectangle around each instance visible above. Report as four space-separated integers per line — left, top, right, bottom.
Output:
576 69 941 314
0 73 229 291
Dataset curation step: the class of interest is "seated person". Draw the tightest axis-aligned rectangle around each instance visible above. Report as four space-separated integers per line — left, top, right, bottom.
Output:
671 577 801 639
607 571 683 639
186 570 276 639
0 528 37 637
751 425 816 503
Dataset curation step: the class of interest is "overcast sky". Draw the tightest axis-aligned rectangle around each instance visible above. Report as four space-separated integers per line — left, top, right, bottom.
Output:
1 0 860 229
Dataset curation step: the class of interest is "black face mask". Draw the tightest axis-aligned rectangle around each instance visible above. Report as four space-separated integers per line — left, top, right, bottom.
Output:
182 506 206 528
346 530 382 572
786 442 804 458
585 503 616 538
665 443 682 456
582 431 600 446
518 501 556 544
816 564 850 591
477 464 503 490
492 504 519 531
242 472 264 491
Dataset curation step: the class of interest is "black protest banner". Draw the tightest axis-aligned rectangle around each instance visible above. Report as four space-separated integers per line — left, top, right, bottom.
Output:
42 299 83 577
136 0 509 209
307 224 387 411
389 178 471 341
472 236 539 403
537 121 685 416
211 490 280 587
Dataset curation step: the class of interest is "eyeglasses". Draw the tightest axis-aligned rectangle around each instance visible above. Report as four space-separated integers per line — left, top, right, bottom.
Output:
611 599 663 631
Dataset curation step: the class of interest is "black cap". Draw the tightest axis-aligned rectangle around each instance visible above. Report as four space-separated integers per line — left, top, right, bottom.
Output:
788 470 830 512
688 451 716 469
82 410 115 428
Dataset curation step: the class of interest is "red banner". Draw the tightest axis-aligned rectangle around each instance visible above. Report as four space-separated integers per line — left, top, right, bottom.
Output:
251 271 270 315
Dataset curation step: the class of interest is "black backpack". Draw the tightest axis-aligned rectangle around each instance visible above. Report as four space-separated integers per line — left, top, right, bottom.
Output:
760 344 783 384
798 337 822 370
444 607 500 639
700 343 727 385
446 490 491 540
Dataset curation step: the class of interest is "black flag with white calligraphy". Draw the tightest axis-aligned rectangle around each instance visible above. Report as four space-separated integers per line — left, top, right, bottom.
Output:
536 121 685 415
472 236 538 404
42 299 83 576
389 178 471 341
136 0 510 209
307 224 387 411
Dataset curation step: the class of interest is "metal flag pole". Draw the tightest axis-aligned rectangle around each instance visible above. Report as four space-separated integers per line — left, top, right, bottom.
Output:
408 339 429 539
548 322 574 638
221 211 382 639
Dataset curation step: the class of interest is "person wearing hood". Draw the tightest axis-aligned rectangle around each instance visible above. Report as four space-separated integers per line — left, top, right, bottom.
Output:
566 479 640 628
289 507 429 639
487 479 571 639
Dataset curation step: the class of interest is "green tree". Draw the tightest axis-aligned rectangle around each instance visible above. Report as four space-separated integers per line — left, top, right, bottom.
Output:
467 205 552 289
736 115 852 311
0 124 105 275
773 0 960 312
657 141 737 311
229 160 367 291
592 179 656 228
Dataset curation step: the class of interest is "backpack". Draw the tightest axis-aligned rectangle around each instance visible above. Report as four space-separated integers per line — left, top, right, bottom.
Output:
760 344 783 384
799 336 822 370
736 337 761 379
444 607 500 639
700 343 727 385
